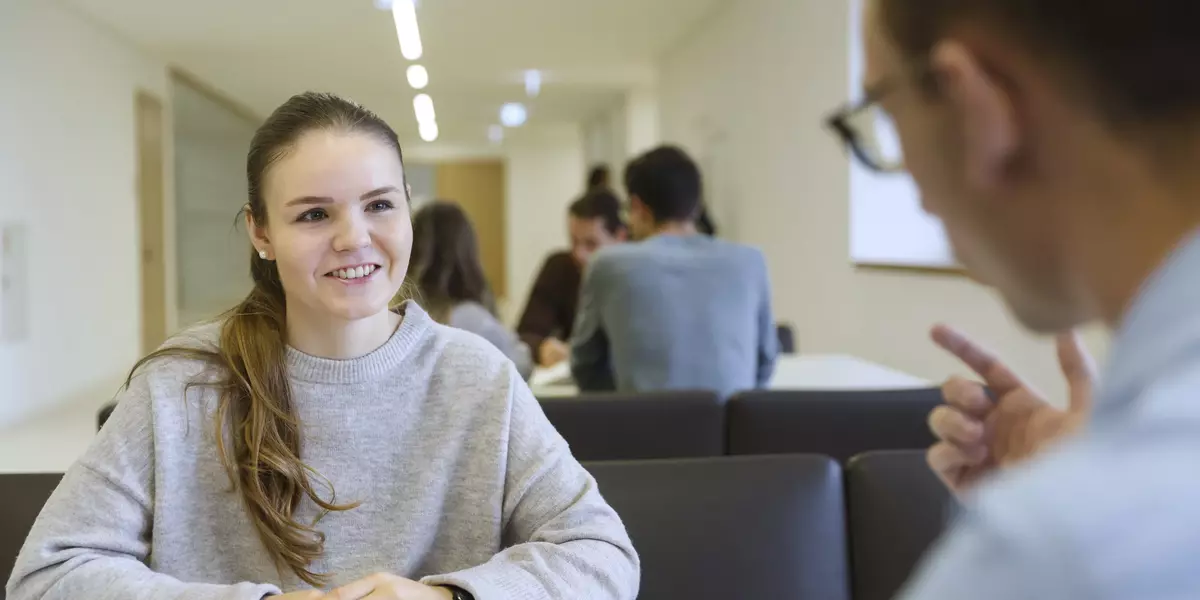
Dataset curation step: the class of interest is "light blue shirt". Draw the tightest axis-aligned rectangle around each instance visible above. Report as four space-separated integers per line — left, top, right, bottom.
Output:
900 229 1200 600
569 234 777 398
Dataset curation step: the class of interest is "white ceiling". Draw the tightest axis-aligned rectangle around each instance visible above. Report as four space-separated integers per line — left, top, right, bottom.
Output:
63 0 727 148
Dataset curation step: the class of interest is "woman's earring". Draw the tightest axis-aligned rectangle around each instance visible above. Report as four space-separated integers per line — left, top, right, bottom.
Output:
258 250 268 260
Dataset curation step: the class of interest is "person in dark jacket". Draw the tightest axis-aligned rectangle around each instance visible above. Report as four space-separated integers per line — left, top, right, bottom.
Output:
517 190 626 366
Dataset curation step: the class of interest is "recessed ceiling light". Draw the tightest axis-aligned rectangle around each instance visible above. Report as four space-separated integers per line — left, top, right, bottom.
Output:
413 93 436 124
500 103 527 127
524 70 541 98
390 0 423 60
375 0 421 11
419 120 439 142
406 64 429 90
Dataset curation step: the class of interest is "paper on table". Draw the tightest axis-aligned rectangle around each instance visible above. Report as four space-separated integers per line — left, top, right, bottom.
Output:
529 360 573 387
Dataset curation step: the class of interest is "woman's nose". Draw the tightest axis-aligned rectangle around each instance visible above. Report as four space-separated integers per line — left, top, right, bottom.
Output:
333 215 371 251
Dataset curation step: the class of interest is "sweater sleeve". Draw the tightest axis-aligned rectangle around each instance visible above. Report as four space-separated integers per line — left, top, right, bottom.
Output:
754 251 778 386
568 257 616 391
421 371 641 599
4 370 281 600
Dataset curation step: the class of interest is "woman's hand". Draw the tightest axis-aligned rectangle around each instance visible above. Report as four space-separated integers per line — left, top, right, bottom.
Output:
274 591 324 600
324 573 454 600
538 337 570 366
927 324 1095 495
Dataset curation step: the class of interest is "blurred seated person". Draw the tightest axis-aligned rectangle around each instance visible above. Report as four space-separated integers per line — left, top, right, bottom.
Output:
517 190 626 366
409 200 533 379
570 145 777 397
587 164 611 192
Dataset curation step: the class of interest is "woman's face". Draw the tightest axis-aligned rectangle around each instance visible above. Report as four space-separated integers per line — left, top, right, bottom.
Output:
248 129 412 323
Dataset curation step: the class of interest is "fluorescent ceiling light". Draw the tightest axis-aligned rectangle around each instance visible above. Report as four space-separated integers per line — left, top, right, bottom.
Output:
413 93 436 124
406 64 428 90
500 103 527 127
524 70 541 98
391 0 423 60
419 120 439 142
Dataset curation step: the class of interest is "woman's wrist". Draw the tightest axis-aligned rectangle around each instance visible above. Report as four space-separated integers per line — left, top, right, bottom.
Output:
436 585 473 600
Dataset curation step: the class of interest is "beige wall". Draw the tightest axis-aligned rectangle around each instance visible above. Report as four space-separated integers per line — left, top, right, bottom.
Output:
502 126 586 324
657 0 1109 405
0 0 172 427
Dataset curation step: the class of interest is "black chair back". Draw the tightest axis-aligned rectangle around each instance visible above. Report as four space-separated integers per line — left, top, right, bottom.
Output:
98 402 116 430
586 455 850 600
846 451 957 600
1 473 63 587
727 388 940 462
539 391 724 461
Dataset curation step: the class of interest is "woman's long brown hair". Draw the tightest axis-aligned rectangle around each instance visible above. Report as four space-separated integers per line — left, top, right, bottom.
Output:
124 91 405 586
407 199 496 323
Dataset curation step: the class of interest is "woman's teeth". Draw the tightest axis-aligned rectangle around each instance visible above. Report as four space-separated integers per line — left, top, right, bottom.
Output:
331 265 377 280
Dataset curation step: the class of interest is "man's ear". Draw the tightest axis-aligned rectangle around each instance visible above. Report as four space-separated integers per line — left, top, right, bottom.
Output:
245 206 273 259
628 195 648 217
931 39 1020 191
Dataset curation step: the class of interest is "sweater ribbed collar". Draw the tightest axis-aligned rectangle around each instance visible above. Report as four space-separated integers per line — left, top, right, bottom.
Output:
285 300 431 384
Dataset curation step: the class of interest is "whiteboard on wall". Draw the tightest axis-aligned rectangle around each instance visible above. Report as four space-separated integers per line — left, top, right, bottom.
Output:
846 0 956 269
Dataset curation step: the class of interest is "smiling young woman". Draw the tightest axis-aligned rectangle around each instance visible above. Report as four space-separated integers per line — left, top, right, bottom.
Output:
5 92 639 600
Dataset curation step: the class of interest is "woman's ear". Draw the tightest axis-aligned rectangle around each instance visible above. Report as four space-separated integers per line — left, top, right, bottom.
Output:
245 206 273 260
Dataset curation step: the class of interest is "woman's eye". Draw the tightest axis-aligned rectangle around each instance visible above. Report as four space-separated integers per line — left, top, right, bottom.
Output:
297 208 327 222
368 200 395 212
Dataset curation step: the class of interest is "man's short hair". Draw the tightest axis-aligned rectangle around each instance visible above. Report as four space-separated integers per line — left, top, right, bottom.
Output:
881 0 1200 137
623 145 702 223
568 189 625 235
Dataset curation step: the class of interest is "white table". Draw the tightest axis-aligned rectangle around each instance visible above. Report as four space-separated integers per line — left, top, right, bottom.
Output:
530 354 930 397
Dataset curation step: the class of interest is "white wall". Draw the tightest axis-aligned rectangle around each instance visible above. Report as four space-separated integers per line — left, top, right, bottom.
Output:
657 0 1108 403
582 105 627 179
0 0 170 427
503 125 585 324
582 88 662 179
624 86 661 157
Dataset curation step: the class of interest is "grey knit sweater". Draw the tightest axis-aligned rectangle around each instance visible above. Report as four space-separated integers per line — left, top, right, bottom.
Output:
6 301 639 600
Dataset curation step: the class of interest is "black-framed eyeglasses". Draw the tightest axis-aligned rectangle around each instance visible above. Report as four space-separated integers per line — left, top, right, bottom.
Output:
826 78 907 174
830 67 931 174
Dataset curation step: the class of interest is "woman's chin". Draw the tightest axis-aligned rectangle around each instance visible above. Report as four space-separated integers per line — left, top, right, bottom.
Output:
321 298 394 322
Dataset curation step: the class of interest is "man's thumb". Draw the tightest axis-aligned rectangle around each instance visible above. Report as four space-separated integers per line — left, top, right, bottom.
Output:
1056 331 1096 411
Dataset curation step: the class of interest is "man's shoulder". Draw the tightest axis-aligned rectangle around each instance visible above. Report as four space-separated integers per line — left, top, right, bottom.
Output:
588 243 642 271
963 423 1200 574
707 237 765 259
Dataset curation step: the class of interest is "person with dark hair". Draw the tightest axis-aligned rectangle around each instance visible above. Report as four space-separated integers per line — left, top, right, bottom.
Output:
516 190 626 366
408 200 533 379
5 92 638 600
570 145 777 397
586 164 611 191
826 0 1200 597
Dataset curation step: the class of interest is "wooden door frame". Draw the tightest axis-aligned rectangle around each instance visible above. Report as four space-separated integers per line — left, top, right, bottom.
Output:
136 90 168 353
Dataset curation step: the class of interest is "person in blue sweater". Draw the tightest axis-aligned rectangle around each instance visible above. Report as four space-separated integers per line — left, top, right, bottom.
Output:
569 145 777 397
